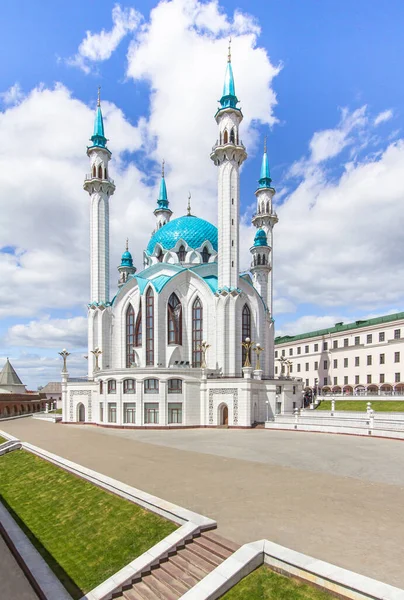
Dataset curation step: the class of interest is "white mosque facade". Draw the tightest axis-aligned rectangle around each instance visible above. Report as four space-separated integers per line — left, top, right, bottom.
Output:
62 53 301 428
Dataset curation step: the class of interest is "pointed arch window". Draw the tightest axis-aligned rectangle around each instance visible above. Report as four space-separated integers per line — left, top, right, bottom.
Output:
146 288 154 366
92 165 96 178
223 130 228 144
242 304 251 367
192 298 203 367
168 293 182 345
177 245 186 262
135 304 142 347
201 246 211 263
98 165 103 179
156 247 163 262
126 304 135 367
230 128 235 144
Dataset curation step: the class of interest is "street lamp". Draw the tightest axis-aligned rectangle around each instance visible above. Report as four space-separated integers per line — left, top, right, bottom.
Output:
198 340 211 369
265 399 269 422
91 347 102 371
241 337 255 368
253 343 264 371
58 349 70 372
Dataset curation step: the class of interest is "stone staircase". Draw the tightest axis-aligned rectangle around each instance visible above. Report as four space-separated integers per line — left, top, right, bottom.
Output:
114 530 239 600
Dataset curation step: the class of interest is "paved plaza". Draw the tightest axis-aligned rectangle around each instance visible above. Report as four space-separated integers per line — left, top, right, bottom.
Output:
1 419 404 589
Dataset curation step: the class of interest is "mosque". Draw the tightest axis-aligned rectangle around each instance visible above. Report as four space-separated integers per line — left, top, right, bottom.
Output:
62 49 300 427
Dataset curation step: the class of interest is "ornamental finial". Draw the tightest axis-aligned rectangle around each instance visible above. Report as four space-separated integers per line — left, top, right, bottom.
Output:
162 159 165 178
187 192 192 216
264 135 267 154
97 86 101 107
125 237 129 252
228 37 232 63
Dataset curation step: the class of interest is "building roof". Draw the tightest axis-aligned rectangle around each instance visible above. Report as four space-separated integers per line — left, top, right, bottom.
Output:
40 382 62 394
146 215 218 255
0 359 23 386
275 311 404 345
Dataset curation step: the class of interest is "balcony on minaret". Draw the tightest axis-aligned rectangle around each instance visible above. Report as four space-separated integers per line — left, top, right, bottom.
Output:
85 172 115 186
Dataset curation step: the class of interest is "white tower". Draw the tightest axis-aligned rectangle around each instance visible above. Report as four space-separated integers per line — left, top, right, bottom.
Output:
83 89 115 304
251 139 278 316
153 160 172 230
210 43 247 290
250 229 271 303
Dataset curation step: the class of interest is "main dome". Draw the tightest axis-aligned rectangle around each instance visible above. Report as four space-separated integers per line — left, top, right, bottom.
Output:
146 215 218 255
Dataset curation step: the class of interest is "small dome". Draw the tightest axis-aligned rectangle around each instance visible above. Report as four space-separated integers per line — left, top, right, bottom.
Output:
146 215 218 255
121 250 133 267
253 229 268 247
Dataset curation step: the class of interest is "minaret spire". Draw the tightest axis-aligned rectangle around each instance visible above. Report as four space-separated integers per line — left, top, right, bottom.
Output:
154 159 172 229
187 192 192 216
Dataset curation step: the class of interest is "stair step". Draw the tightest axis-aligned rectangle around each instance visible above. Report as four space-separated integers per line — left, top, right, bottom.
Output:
159 555 199 588
152 565 189 596
178 546 220 573
193 536 233 560
122 581 156 600
141 572 178 600
201 530 240 553
169 551 210 580
183 541 223 568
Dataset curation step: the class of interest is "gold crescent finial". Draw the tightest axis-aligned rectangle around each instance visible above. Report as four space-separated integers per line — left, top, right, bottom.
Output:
162 159 165 177
97 86 101 107
187 192 191 216
228 37 232 63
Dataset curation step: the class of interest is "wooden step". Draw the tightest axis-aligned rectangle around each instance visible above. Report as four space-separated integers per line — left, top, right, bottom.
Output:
183 541 223 568
169 551 210 580
141 572 178 600
193 536 233 561
152 565 189 596
122 580 156 600
159 555 199 588
201 530 240 553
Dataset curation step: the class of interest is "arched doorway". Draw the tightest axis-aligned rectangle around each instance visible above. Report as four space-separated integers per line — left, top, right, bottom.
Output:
220 404 229 426
77 403 85 422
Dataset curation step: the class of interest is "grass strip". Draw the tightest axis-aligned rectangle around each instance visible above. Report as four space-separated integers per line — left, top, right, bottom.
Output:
221 565 332 599
0 450 177 598
0 436 6 444
317 400 404 411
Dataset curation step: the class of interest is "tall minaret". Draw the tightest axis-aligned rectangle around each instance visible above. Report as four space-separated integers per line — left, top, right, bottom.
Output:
83 88 115 304
210 41 247 290
251 139 278 315
153 160 172 230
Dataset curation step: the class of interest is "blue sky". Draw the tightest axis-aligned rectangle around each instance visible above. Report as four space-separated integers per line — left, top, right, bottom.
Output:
1 0 404 387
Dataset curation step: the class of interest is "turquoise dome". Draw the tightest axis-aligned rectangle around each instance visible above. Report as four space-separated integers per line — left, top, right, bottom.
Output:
121 250 133 267
253 229 268 247
147 215 218 255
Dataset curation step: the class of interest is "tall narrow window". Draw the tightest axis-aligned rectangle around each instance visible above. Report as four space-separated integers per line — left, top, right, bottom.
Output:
242 304 251 366
230 128 235 143
223 130 228 144
135 305 142 347
201 246 210 263
146 288 154 366
156 247 163 262
92 165 96 178
98 164 103 179
126 305 135 367
192 298 203 367
168 293 182 345
177 245 186 262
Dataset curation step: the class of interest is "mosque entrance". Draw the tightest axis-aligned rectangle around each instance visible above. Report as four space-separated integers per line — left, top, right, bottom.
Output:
77 403 85 422
221 404 229 426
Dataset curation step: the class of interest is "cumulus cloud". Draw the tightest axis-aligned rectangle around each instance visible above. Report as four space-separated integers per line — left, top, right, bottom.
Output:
374 109 393 126
0 83 24 106
67 4 142 73
5 316 87 348
276 315 346 337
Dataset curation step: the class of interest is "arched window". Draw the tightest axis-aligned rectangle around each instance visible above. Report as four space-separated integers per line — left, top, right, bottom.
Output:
92 165 96 178
230 128 235 144
201 246 210 263
257 254 261 265
223 130 228 144
168 293 182 345
104 167 107 179
135 306 142 347
126 305 135 367
242 304 251 367
146 288 154 366
123 379 135 394
156 247 163 262
98 165 103 179
177 245 186 262
192 298 203 367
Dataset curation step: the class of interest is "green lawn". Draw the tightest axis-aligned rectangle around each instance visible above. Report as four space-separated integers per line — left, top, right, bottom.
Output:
221 565 332 599
317 400 404 412
0 436 6 444
0 450 177 598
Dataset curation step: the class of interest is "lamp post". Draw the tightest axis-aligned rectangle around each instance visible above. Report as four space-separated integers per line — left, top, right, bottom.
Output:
241 337 255 368
253 343 264 371
59 349 70 373
265 399 269 422
91 347 102 371
198 340 211 369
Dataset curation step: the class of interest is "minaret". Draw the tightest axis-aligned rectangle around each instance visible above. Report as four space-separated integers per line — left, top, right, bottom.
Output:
118 239 136 287
154 160 172 230
251 139 278 315
250 229 271 304
210 41 247 290
83 88 115 304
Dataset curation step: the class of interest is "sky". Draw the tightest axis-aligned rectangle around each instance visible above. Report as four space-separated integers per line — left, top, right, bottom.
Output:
1 0 404 388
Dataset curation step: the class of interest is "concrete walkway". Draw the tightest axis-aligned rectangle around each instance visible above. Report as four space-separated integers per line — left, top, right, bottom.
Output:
1 419 404 589
0 534 39 600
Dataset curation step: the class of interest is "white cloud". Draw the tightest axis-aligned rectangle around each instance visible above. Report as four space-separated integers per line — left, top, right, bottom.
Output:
0 83 24 106
5 316 87 348
67 4 142 73
374 109 393 126
276 315 346 338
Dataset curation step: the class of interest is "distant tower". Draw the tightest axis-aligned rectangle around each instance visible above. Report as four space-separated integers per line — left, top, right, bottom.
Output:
118 239 136 287
154 160 172 230
251 139 278 315
210 41 247 290
83 88 115 304
250 229 271 304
